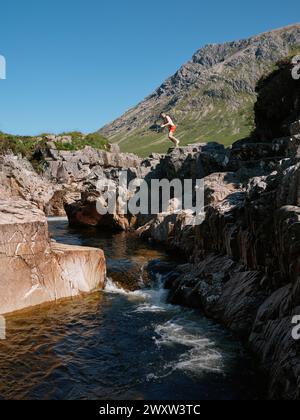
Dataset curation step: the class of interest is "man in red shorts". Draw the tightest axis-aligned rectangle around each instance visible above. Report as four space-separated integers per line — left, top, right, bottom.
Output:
160 112 180 147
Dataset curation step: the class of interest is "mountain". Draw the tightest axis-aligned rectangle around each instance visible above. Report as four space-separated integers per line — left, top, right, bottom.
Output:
99 24 300 157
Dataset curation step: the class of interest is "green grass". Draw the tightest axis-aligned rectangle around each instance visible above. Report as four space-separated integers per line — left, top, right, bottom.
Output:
54 132 109 152
0 131 109 171
289 44 300 58
105 47 300 157
114 95 256 157
0 132 40 158
0 131 109 157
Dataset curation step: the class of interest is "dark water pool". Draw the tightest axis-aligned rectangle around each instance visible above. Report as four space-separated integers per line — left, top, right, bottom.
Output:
0 219 262 400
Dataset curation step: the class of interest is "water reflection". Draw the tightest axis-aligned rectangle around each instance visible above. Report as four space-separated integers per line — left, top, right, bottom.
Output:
0 220 261 400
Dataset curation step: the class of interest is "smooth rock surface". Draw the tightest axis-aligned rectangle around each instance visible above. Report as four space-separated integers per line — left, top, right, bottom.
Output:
0 200 106 315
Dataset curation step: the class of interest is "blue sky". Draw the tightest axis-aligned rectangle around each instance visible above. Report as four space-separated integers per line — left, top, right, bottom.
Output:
0 0 299 135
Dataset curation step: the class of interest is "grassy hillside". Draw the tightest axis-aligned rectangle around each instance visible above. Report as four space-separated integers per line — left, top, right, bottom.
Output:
110 94 255 156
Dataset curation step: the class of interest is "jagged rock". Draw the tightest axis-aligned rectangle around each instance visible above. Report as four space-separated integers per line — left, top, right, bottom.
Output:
273 135 300 159
290 120 300 136
65 194 136 231
43 146 142 183
108 143 121 154
2 52 300 399
254 60 300 140
110 262 150 291
168 255 240 309
168 254 267 338
137 171 241 251
45 159 91 184
228 136 300 176
204 172 241 206
15 144 145 220
211 270 268 337
250 277 300 399
137 212 178 244
153 143 229 181
45 135 72 144
274 206 300 282
63 163 141 231
0 154 63 215
140 154 163 178
134 134 300 398
46 189 81 217
50 143 235 231
0 200 106 314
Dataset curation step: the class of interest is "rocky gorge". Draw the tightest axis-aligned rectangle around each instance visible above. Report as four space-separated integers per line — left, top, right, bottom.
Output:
0 149 107 315
0 59 300 399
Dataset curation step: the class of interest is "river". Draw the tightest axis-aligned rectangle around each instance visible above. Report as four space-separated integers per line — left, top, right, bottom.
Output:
0 219 262 400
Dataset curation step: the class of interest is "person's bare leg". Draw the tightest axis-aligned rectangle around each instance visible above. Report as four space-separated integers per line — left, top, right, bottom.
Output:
169 134 180 147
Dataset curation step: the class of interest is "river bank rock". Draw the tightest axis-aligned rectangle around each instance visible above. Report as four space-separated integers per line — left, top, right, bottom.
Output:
65 193 137 231
64 165 140 230
146 143 229 181
62 142 236 232
134 118 300 398
40 145 147 229
168 255 268 338
0 199 106 315
0 146 146 220
0 154 63 215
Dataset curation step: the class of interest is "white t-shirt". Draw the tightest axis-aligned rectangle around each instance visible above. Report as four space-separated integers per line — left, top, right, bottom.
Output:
165 115 175 127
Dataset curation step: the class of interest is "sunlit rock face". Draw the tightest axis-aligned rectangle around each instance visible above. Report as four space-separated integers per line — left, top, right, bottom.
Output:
0 200 106 315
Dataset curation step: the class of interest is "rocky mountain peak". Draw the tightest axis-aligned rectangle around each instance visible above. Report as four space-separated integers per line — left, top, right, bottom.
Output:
99 24 300 157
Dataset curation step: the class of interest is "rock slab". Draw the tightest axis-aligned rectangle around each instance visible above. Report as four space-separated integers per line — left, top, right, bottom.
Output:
0 200 106 315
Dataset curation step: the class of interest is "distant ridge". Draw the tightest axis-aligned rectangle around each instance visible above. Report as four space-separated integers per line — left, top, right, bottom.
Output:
98 24 300 156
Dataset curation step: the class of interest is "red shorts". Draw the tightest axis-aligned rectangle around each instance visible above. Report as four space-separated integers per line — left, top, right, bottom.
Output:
169 125 177 135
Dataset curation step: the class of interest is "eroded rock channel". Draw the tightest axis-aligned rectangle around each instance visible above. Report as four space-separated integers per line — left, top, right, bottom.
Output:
0 61 300 399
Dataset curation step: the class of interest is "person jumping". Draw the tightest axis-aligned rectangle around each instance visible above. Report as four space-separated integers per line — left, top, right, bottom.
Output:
160 113 180 147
